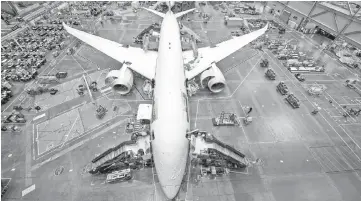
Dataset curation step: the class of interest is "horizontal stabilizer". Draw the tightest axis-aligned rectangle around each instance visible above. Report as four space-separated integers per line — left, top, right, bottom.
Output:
142 7 165 18
174 8 196 18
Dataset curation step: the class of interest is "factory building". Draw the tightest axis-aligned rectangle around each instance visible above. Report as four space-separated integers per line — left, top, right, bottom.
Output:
265 1 361 49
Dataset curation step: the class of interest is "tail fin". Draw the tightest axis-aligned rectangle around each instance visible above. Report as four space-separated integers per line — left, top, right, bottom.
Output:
174 8 196 18
142 7 165 18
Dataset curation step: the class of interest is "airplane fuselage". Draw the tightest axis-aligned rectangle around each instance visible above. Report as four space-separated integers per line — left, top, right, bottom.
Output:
150 11 190 199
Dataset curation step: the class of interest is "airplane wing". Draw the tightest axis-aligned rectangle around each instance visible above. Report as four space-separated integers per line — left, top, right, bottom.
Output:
183 24 268 80
63 23 157 80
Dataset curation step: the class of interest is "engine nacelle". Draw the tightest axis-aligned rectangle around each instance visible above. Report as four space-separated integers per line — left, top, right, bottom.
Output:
200 63 226 93
105 67 133 95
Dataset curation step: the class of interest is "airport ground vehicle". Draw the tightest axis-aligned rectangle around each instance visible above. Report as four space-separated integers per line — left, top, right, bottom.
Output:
277 81 289 95
295 73 305 82
260 59 269 67
265 68 276 80
106 169 132 183
286 94 300 108
212 112 239 126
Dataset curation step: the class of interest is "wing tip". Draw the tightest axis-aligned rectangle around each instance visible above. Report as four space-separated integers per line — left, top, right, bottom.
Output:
264 23 269 31
62 22 70 31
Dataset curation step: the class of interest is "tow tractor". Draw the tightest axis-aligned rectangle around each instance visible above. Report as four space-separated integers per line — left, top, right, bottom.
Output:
345 79 357 89
77 84 85 96
285 93 300 108
311 107 321 115
55 72 68 79
260 58 269 67
243 115 253 125
212 111 239 126
1 125 21 132
106 169 132 183
279 27 286 34
89 81 98 92
49 88 59 95
3 111 26 123
96 105 108 119
277 81 289 95
294 73 305 82
265 68 276 80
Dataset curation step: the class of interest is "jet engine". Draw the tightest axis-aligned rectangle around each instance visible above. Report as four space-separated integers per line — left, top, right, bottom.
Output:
105 66 133 95
200 63 226 93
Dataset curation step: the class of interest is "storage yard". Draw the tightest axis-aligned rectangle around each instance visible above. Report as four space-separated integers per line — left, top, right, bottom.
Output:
1 1 361 201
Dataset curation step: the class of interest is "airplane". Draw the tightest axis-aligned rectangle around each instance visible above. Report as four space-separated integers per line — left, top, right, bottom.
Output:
63 1 268 199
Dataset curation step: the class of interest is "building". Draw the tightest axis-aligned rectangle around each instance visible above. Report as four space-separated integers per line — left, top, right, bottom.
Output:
265 1 361 49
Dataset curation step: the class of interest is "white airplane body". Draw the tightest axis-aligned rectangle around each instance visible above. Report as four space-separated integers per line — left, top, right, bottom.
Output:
63 2 268 199
151 11 190 198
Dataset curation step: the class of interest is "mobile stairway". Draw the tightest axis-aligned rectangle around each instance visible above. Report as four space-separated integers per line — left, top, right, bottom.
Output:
189 130 249 168
87 135 150 174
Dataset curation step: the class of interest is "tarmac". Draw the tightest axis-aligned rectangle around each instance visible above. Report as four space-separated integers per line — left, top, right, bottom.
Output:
1 2 361 201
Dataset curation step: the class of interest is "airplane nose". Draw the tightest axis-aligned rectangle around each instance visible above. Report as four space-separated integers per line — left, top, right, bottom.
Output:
162 185 180 199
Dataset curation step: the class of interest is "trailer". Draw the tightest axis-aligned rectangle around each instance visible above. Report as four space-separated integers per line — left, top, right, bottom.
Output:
212 111 239 126
285 94 300 108
55 72 68 79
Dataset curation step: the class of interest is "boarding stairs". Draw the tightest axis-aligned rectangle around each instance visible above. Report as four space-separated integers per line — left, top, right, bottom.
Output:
89 135 150 173
191 132 249 167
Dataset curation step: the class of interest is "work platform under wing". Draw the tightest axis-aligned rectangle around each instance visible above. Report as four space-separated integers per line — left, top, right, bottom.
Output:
189 130 249 169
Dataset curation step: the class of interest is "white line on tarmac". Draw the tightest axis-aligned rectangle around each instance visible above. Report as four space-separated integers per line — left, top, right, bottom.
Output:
338 125 360 149
101 87 112 93
31 118 128 171
60 115 79 149
151 164 158 201
185 153 192 200
339 123 361 126
309 149 330 172
342 100 359 106
33 113 46 121
237 100 250 143
194 100 199 128
22 184 36 197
